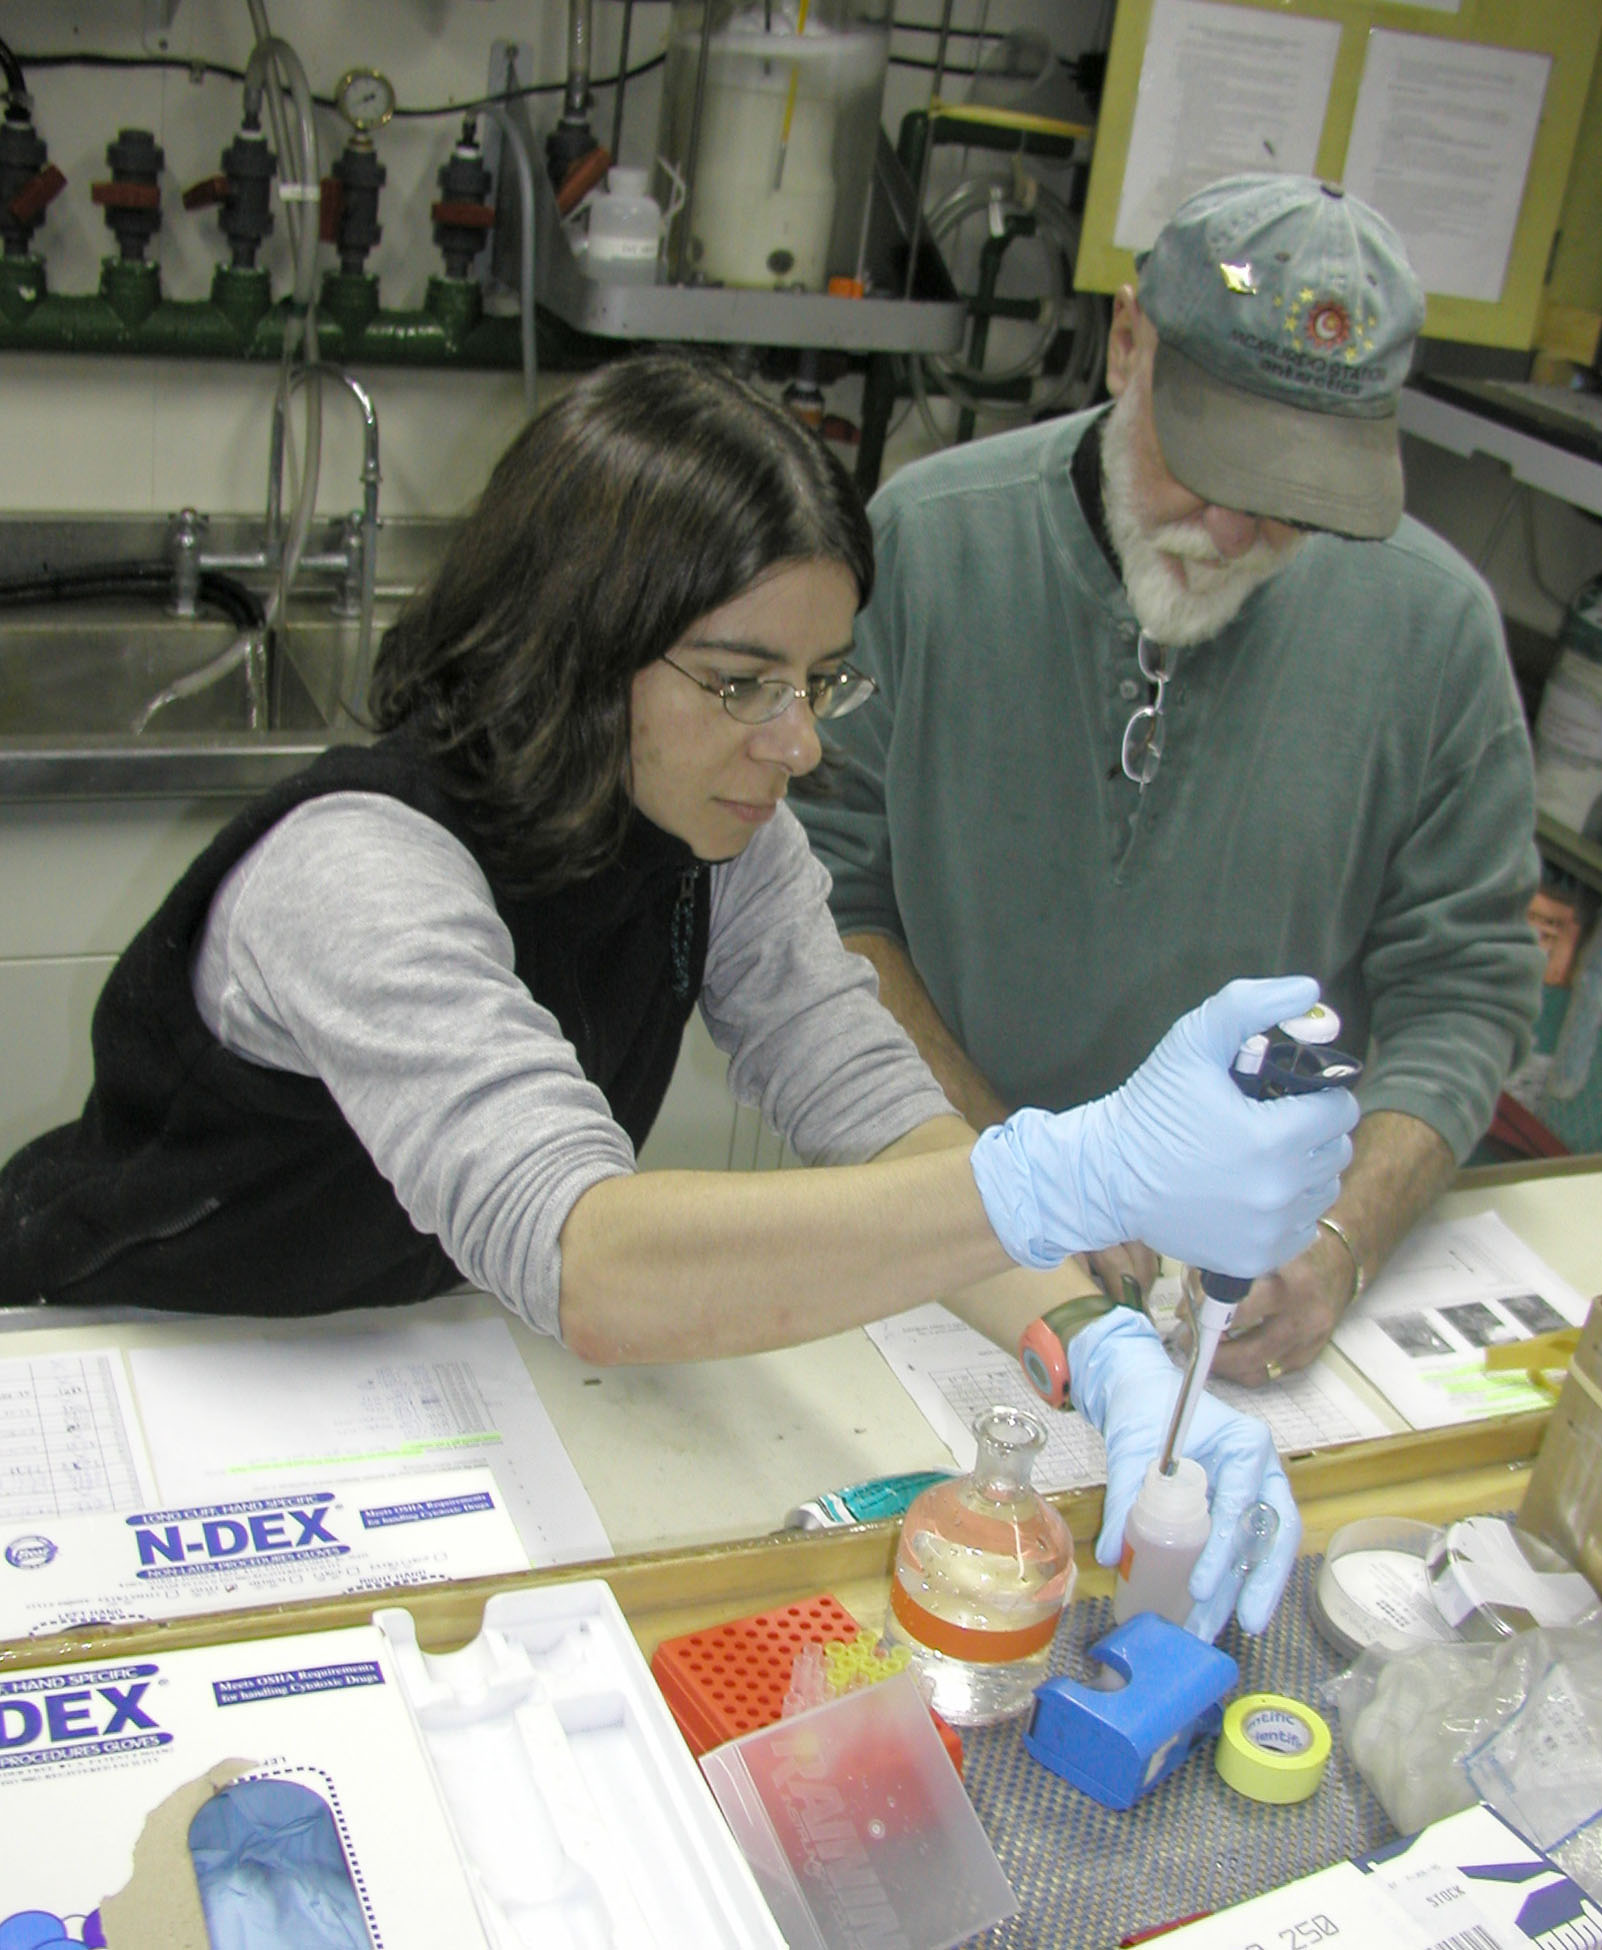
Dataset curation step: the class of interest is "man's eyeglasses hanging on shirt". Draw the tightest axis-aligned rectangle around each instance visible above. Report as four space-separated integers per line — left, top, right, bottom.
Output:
1121 632 1171 789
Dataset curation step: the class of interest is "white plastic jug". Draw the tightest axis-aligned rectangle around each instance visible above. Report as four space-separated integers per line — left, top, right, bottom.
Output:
584 168 663 285
1533 649 1602 834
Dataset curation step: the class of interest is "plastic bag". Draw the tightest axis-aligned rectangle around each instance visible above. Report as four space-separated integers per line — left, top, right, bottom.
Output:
1327 1619 1602 1899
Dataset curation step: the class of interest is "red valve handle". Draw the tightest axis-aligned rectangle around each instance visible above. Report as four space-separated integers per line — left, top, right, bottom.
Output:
181 173 229 211
9 164 67 224
554 146 612 217
91 180 161 210
429 199 495 229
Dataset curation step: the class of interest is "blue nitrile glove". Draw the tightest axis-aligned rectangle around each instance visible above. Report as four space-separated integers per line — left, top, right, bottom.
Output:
1070 1306 1301 1641
969 975 1356 1274
191 1777 372 1949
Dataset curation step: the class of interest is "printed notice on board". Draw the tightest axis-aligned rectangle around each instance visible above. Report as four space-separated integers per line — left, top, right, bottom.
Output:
1114 0 1340 252
1343 31 1550 302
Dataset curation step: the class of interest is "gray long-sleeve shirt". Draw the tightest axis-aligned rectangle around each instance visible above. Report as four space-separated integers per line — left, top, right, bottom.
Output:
191 792 952 1338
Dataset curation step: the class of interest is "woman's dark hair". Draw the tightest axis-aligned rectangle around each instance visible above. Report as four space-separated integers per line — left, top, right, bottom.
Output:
369 349 875 891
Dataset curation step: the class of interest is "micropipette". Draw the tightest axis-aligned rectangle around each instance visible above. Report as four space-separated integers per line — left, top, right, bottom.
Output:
1157 1005 1362 1476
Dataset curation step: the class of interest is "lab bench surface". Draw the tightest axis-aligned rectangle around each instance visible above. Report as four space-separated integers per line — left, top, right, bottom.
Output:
0 1411 1556 1950
0 1156 1594 1946
0 1390 1550 1677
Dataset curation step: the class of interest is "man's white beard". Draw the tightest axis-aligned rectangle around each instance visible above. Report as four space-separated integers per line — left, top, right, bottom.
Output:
1101 384 1303 648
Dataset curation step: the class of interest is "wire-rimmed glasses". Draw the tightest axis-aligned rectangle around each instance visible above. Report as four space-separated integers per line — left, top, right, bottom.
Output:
1120 632 1171 788
661 654 877 725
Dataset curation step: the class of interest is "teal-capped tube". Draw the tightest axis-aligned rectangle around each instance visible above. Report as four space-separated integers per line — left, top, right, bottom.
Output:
784 1469 953 1530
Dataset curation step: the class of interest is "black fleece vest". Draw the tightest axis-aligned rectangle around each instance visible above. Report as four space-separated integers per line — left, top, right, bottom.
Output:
0 733 710 1314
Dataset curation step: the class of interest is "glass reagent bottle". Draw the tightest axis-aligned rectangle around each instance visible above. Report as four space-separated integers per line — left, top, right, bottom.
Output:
882 1404 1075 1725
1113 1455 1210 1627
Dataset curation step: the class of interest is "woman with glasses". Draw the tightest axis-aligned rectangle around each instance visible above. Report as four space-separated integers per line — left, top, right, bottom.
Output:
0 351 1355 1634
0 357 1355 1631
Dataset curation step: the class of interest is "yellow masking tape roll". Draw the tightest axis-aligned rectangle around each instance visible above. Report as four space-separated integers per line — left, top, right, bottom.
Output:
1215 1693 1331 1804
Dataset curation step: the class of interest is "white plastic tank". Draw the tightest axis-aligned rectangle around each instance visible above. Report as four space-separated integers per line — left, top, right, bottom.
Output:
655 0 891 292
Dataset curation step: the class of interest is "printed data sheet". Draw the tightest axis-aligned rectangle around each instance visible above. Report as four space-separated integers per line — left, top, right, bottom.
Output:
126 1316 610 1565
0 1350 155 1521
866 1303 1387 1488
0 1319 609 1634
1331 1210 1590 1429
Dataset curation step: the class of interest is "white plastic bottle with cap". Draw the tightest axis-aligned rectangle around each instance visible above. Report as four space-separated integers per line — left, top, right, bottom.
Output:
583 167 663 285
1113 1456 1211 1626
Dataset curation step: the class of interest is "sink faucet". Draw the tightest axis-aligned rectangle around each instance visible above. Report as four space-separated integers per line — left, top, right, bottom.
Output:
162 362 381 725
267 364 381 635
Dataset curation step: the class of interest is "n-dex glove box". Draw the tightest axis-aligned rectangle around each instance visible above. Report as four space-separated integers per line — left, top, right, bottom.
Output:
0 1622 487 1947
0 1580 785 1949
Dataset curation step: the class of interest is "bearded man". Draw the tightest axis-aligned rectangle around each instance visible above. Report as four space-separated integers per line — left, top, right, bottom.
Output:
794 173 1542 1385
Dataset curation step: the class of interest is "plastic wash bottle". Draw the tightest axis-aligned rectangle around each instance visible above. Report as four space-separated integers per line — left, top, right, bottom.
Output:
1113 1456 1211 1626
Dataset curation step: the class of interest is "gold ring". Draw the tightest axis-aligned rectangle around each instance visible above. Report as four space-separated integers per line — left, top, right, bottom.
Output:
1265 1358 1284 1383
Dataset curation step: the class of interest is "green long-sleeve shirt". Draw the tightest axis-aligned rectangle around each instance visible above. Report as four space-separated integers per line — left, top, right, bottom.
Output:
795 409 1543 1160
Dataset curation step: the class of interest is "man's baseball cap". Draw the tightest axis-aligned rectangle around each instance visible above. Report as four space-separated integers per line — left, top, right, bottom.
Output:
1137 174 1426 539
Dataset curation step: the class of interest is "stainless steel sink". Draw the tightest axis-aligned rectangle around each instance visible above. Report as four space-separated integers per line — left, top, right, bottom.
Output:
0 515 452 799
0 611 376 799
0 609 326 736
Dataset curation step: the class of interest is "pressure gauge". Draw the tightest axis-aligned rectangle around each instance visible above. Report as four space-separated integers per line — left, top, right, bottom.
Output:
334 68 397 137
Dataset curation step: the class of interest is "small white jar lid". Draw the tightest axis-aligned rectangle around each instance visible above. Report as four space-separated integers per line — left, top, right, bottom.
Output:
1313 1517 1459 1659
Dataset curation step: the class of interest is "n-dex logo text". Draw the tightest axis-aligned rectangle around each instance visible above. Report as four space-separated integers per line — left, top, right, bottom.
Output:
127 1493 349 1578
0 1662 170 1766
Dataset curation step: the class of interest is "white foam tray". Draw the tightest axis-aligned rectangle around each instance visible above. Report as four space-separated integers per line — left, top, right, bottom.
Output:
376 1582 786 1949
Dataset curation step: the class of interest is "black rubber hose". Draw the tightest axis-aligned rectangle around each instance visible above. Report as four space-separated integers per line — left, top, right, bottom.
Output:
0 562 170 605
0 560 268 636
0 37 29 106
196 570 268 634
